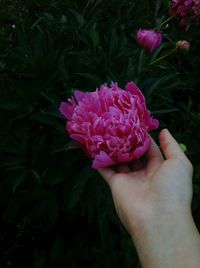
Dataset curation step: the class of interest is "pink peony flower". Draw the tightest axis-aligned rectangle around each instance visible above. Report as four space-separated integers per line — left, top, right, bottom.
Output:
193 0 200 17
172 0 193 16
170 0 200 22
60 82 159 169
136 29 162 53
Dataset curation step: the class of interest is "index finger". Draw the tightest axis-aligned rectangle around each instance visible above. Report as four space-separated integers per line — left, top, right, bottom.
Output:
145 137 164 161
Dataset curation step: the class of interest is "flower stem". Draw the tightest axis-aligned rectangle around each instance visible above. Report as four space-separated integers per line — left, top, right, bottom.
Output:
160 14 176 28
149 48 176 66
139 48 176 76
153 14 176 31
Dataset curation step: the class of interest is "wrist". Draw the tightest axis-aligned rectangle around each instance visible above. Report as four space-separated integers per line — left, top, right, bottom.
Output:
130 211 200 268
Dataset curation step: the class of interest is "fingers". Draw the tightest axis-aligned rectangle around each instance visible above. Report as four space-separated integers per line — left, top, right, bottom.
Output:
145 137 164 175
98 167 116 186
146 137 164 161
159 129 188 161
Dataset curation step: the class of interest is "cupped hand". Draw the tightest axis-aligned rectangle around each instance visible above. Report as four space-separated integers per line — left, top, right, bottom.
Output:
98 129 193 236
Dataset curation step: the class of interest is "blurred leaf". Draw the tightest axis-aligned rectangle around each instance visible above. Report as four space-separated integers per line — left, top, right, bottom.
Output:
76 72 102 86
152 108 179 114
0 97 33 111
69 9 85 27
42 166 67 185
53 140 79 153
137 50 146 74
63 166 95 210
11 170 28 193
4 197 21 224
50 236 65 261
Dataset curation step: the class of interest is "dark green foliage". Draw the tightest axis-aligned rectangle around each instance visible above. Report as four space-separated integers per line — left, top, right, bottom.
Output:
0 0 200 267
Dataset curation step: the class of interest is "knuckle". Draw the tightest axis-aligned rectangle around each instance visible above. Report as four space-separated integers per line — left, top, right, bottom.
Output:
180 157 193 171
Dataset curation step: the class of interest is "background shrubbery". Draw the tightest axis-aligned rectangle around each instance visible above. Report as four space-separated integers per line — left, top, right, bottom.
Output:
0 0 200 267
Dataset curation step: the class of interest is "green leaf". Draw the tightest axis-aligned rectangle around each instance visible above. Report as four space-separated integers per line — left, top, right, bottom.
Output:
42 167 67 186
69 9 85 26
4 198 21 224
63 166 94 210
50 236 64 261
152 108 179 114
76 73 102 85
32 193 59 225
0 156 26 170
61 15 67 24
0 97 32 111
137 49 146 74
53 140 78 153
88 28 100 51
11 170 28 193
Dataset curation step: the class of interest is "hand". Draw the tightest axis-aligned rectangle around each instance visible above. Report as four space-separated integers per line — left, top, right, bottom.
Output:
98 129 200 268
98 129 193 235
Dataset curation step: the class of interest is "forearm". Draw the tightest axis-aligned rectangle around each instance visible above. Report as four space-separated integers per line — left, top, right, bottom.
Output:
131 212 200 268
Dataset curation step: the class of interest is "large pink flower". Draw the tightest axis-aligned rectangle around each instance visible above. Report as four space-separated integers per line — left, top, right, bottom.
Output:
193 0 200 17
170 0 200 19
60 82 159 169
136 29 162 53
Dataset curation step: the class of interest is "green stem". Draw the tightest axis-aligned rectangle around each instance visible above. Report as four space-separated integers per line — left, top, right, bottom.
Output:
153 14 176 31
139 48 176 76
160 14 176 28
149 48 176 66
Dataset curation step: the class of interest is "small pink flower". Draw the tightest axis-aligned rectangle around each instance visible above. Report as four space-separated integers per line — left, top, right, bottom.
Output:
136 29 162 53
60 82 159 169
176 40 191 53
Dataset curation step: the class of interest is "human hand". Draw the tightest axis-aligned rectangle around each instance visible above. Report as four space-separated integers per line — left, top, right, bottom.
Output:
98 129 193 235
98 129 200 268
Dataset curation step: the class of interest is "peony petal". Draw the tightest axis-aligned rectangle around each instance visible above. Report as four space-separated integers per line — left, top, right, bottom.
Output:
148 118 159 131
74 90 85 103
132 137 151 159
117 152 131 163
92 151 115 169
71 133 86 144
59 102 74 120
125 81 145 103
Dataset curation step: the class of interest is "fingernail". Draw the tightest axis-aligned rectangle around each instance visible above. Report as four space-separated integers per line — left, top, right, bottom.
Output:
162 128 169 133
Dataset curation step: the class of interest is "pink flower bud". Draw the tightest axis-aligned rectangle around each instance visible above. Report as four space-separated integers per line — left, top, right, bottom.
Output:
176 40 190 54
136 29 162 53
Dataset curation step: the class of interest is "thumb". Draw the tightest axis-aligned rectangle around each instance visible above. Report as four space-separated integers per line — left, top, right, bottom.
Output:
159 129 187 161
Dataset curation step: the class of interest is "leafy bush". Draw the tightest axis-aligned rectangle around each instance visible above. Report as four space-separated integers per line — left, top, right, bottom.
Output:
0 0 200 267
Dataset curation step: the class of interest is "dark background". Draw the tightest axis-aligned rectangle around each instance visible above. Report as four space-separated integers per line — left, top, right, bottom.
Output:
0 0 200 267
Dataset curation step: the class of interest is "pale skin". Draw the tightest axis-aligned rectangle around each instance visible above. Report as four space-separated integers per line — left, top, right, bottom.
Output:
98 129 200 268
